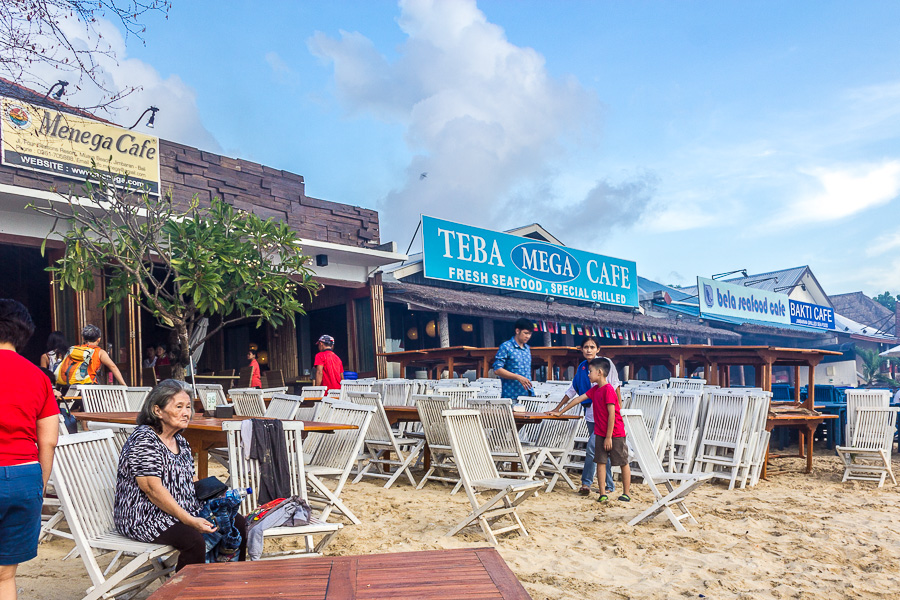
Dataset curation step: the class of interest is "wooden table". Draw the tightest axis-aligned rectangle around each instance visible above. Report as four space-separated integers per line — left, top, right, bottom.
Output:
193 375 240 380
146 547 532 600
73 412 357 478
763 408 838 477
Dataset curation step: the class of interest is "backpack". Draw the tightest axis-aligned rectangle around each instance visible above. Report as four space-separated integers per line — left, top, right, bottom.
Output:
56 345 102 386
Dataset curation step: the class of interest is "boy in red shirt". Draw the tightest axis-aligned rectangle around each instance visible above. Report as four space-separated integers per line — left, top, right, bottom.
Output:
313 335 344 391
552 357 631 503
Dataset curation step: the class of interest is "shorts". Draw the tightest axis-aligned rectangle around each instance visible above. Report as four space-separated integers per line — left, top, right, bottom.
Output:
594 436 629 467
0 462 44 565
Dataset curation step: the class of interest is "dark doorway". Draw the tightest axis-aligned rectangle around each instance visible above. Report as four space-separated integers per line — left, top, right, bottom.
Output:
307 305 349 371
0 244 52 364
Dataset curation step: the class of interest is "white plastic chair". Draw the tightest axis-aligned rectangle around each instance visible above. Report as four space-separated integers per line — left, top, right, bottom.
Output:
836 407 900 487
223 420 342 557
52 429 177 600
622 409 713 532
442 409 543 545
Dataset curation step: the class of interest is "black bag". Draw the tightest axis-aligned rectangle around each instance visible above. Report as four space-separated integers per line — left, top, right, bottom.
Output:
194 476 228 502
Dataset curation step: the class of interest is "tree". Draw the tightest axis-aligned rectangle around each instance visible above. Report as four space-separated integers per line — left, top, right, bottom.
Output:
856 347 899 387
872 291 899 312
28 171 318 380
0 1 170 109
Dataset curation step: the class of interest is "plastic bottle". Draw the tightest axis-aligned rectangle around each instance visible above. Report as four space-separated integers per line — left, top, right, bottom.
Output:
221 487 252 504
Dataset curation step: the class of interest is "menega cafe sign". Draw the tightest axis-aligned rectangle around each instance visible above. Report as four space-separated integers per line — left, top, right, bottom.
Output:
422 215 638 308
1 97 160 195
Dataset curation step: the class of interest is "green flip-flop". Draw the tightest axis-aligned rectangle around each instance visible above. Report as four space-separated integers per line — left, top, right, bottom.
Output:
597 494 609 504
618 494 631 502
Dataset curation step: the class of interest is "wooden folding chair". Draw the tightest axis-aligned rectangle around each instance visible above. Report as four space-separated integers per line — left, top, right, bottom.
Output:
350 392 423 488
623 409 713 532
223 421 342 558
265 393 303 420
124 387 152 411
52 429 178 600
414 395 460 489
229 388 266 417
836 406 900 487
78 385 129 412
442 409 543 545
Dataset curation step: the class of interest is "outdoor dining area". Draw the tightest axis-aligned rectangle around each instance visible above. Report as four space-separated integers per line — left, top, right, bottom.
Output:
44 365 900 600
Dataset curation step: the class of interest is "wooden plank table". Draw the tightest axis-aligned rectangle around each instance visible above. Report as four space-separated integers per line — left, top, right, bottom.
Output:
73 412 357 478
763 407 839 477
146 547 532 600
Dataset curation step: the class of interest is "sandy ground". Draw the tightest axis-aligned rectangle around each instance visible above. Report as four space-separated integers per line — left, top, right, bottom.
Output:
18 449 900 600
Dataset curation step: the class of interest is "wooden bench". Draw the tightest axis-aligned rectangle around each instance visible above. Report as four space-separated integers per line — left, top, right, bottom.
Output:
147 547 532 599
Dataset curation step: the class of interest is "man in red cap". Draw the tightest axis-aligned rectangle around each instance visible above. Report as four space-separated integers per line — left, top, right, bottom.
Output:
313 335 344 391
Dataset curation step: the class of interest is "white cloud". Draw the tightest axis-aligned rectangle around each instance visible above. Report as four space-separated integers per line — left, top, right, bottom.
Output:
25 13 220 152
308 0 598 240
866 231 900 257
265 51 299 86
781 161 900 225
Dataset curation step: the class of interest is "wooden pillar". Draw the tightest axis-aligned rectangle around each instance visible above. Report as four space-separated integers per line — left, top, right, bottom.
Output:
793 366 801 405
806 361 815 410
438 311 450 348
369 274 388 378
708 361 718 386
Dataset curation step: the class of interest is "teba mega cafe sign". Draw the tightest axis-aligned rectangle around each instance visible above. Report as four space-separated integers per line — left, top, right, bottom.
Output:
422 216 638 308
698 277 835 330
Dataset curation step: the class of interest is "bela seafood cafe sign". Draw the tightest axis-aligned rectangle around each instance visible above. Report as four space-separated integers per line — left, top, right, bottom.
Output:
698 277 835 330
421 215 639 308
1 97 160 194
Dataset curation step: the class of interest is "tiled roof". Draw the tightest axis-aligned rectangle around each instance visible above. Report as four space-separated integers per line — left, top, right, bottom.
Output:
0 77 112 123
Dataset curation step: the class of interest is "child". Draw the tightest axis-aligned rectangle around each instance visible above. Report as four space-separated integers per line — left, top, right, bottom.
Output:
552 357 630 503
247 349 262 388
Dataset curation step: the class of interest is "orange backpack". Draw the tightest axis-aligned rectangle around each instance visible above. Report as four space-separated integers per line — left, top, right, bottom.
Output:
56 345 103 385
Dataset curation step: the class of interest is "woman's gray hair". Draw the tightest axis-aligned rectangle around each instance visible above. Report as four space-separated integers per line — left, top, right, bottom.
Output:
137 379 192 432
81 324 102 342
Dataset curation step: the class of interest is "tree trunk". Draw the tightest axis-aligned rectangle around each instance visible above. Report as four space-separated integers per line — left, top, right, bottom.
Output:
173 322 191 381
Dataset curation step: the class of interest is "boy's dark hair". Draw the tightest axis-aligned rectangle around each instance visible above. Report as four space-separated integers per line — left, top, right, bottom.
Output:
513 318 533 333
588 357 611 377
0 299 35 350
248 348 257 357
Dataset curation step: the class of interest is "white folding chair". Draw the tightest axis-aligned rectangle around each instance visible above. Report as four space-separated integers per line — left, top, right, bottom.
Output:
622 409 713 532
124 387 152 411
350 392 423 488
339 380 374 402
692 390 750 490
836 407 900 487
265 393 303 420
667 378 707 391
529 417 579 492
52 429 177 600
666 390 702 473
442 409 544 545
845 389 891 444
304 402 374 524
434 386 479 406
470 399 541 482
223 421 342 557
414 395 460 489
78 385 129 412
229 388 266 417
260 386 289 400
299 386 328 399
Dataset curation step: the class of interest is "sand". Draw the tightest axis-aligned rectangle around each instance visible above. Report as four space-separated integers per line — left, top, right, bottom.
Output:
18 450 900 600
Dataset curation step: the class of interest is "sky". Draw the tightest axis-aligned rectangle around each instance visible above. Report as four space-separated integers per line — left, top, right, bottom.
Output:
36 0 900 298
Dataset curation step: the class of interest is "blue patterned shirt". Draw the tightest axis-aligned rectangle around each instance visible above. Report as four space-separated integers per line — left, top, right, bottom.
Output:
492 337 532 400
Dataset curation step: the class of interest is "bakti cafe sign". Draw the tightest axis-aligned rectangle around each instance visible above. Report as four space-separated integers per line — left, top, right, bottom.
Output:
698 276 835 330
422 215 639 307
1 97 160 195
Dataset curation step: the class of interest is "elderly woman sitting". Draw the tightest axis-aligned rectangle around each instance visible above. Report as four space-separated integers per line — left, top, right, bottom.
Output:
114 380 246 570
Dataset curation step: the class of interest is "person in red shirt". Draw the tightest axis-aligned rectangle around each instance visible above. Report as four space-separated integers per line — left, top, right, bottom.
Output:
0 299 59 599
246 349 262 388
313 335 344 392
551 357 631 504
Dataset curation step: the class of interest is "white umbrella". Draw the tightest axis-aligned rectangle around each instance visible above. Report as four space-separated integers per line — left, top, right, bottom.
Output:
880 344 900 358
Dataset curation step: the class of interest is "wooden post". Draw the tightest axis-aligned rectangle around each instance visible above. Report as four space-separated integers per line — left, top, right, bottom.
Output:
806 360 816 410
369 274 388 379
793 366 801 405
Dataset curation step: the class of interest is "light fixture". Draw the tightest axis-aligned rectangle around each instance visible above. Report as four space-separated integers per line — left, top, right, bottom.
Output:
545 296 556 304
744 276 778 287
128 106 159 130
315 254 328 267
257 350 268 365
46 80 68 100
407 327 419 340
425 320 437 338
774 283 806 293
249 343 258 351
461 323 474 333
591 302 602 311
711 269 748 280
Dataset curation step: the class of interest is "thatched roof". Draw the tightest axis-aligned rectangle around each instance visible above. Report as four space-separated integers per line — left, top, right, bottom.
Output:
384 281 739 340
830 292 896 336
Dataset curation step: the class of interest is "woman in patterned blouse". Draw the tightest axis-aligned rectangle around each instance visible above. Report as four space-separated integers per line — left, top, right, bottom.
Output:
113 380 247 569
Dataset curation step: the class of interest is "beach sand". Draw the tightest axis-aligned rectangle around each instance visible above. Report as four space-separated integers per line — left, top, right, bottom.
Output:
18 450 900 599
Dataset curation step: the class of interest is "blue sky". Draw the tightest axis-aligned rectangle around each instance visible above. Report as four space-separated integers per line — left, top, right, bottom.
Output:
68 0 900 297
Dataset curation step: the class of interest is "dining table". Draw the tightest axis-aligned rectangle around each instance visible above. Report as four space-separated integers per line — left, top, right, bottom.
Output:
73 411 358 478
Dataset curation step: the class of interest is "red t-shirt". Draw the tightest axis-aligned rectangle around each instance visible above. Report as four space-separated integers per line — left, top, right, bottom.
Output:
588 383 626 438
0 349 59 466
249 359 262 388
314 350 344 391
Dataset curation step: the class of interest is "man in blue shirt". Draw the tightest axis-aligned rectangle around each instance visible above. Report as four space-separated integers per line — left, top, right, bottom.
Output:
492 318 534 400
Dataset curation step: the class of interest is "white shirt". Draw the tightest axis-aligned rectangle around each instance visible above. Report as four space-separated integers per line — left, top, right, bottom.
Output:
563 357 620 423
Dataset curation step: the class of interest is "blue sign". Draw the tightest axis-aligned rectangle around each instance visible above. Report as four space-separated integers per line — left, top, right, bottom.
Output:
789 300 835 330
421 215 638 307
